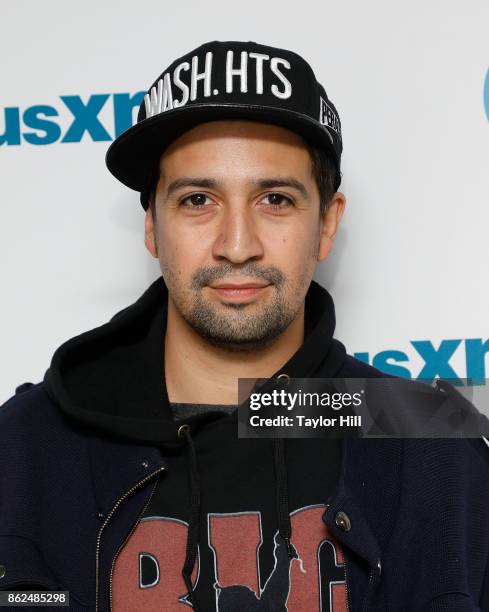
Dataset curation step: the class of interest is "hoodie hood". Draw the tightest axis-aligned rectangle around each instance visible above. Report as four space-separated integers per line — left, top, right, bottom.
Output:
44 275 347 446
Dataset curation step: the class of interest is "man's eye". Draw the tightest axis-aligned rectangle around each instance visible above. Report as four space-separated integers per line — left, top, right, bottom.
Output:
180 193 212 208
262 193 294 208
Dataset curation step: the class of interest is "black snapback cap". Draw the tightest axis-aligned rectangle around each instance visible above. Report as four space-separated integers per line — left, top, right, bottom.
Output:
105 40 343 210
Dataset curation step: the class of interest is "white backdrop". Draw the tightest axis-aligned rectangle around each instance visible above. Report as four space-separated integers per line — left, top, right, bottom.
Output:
1 0 488 403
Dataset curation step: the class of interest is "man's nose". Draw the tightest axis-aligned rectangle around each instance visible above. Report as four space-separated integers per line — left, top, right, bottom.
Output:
211 205 265 263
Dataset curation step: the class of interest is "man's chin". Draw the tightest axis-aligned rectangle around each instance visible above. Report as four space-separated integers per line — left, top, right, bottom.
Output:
188 306 289 352
177 287 295 352
194 329 281 353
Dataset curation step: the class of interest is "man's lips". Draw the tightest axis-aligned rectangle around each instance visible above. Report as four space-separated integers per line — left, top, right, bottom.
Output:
210 282 270 289
208 282 271 301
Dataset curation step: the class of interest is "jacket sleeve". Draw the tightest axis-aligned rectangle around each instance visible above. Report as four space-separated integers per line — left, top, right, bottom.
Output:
0 384 62 592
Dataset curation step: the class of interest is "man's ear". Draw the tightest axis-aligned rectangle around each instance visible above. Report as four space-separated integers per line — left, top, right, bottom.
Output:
144 207 158 258
317 192 346 262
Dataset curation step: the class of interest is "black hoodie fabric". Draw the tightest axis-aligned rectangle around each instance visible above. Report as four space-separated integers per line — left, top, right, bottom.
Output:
44 275 352 611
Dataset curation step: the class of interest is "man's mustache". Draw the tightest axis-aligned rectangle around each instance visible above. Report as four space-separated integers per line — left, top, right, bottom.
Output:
191 263 285 290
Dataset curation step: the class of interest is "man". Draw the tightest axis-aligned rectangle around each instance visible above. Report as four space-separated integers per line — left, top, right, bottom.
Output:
1 40 488 612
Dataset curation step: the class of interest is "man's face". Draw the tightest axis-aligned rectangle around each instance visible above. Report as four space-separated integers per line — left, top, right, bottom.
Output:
145 120 344 351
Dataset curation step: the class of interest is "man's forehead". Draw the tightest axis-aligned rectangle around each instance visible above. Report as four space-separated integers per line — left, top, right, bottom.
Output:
156 121 312 178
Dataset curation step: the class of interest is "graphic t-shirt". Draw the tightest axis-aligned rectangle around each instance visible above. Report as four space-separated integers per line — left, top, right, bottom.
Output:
111 403 348 611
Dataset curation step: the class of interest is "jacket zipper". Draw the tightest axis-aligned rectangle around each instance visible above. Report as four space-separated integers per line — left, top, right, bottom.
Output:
108 475 162 610
343 552 351 612
95 466 166 612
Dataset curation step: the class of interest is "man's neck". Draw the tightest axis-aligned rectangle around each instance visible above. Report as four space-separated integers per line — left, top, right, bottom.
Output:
164 298 305 405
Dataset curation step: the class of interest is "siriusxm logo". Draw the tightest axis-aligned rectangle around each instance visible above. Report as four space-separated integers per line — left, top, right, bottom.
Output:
1 93 145 145
354 337 488 385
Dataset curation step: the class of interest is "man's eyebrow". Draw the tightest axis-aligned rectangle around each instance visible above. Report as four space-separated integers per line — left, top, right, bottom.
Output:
165 178 222 199
164 176 309 199
252 178 309 199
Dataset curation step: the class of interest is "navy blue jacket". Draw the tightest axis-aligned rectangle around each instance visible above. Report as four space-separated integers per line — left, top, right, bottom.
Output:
1 277 488 611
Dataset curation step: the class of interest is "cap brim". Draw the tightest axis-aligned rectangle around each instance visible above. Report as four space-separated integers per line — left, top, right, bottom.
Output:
105 103 338 193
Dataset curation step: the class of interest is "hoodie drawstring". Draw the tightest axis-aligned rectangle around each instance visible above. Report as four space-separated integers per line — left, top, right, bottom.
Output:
179 428 297 607
180 427 201 606
273 437 298 560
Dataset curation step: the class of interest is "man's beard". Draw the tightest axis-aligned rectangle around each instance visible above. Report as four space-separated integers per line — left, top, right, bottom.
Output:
166 262 304 352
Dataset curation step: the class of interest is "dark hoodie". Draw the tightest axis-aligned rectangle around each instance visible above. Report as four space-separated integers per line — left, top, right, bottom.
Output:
44 275 352 611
